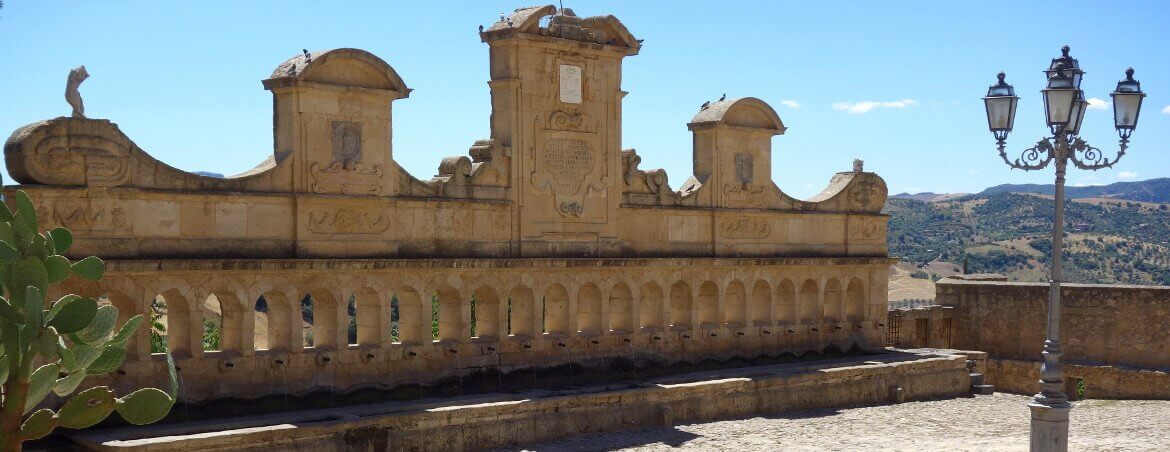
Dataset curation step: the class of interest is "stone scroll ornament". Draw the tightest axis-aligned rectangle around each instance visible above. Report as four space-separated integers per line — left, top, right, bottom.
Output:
66 66 89 118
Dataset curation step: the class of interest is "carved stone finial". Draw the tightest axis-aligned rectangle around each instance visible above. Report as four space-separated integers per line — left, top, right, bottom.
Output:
1061 45 1070 58
853 159 864 172
66 65 89 118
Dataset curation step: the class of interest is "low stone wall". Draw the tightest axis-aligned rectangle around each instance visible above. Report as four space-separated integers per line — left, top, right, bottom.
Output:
936 279 1170 399
72 350 971 451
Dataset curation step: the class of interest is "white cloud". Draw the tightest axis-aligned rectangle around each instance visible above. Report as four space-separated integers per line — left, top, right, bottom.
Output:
1086 97 1109 110
780 99 801 109
1118 171 1138 180
1162 105 1170 114
832 99 918 114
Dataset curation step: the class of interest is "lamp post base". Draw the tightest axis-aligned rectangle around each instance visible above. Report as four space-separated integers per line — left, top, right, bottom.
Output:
1029 401 1070 452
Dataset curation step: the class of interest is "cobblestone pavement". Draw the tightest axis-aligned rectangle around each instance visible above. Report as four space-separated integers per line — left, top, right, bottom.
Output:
509 393 1170 451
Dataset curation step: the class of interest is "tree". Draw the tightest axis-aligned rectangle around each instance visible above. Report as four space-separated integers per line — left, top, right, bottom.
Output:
0 191 176 450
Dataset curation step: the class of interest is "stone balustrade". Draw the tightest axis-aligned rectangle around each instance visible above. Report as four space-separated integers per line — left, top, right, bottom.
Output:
60 257 889 402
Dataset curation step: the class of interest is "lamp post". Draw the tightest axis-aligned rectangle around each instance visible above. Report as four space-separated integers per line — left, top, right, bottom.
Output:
983 45 1146 452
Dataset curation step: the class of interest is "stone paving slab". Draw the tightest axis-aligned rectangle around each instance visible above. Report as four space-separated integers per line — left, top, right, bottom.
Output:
507 393 1170 451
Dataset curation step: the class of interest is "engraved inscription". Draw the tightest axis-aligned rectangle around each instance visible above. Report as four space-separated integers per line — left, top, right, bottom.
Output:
734 153 753 185
542 138 592 187
53 202 128 232
848 218 882 240
720 218 770 239
331 121 362 165
307 208 389 234
559 64 582 104
311 162 384 195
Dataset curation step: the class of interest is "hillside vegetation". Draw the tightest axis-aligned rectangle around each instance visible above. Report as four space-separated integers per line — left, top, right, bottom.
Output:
885 193 1170 286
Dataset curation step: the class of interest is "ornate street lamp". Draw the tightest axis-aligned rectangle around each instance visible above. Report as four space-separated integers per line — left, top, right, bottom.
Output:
983 45 1145 452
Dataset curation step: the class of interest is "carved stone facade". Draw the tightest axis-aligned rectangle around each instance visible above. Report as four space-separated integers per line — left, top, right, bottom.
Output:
4 5 890 403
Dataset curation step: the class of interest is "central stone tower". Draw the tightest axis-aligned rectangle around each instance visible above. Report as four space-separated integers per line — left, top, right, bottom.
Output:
481 6 641 256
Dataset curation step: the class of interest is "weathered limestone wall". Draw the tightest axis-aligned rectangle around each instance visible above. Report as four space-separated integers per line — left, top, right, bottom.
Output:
886 305 955 349
61 257 891 403
935 279 1170 399
74 351 971 451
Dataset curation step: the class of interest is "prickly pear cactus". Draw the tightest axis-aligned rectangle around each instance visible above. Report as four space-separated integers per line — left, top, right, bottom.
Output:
0 190 177 451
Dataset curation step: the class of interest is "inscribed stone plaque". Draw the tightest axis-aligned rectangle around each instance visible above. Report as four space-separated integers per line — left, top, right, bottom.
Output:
331 121 362 165
559 64 582 104
543 137 592 193
734 153 753 184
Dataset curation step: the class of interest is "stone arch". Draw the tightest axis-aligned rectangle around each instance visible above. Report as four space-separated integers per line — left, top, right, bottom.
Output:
395 285 429 344
669 281 693 329
577 283 603 333
434 286 465 341
353 287 389 346
508 285 537 337
750 280 772 326
257 290 299 352
846 277 866 321
305 288 343 350
203 282 251 353
799 279 820 323
697 281 720 327
639 282 664 330
724 280 747 325
776 279 797 324
544 283 571 334
823 278 843 322
156 288 198 358
608 282 634 332
472 285 502 339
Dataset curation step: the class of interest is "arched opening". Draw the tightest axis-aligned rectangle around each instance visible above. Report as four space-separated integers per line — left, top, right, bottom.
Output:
639 282 664 330
846 278 866 321
750 281 771 326
254 295 270 351
149 294 169 355
608 283 633 332
724 280 747 326
669 281 693 329
200 294 223 352
697 281 719 327
473 286 501 339
390 294 400 342
776 279 796 324
508 285 536 337
823 279 843 322
577 283 602 333
544 283 570 334
799 279 819 323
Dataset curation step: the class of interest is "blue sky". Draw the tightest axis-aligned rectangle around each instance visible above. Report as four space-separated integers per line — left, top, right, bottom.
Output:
2 1 1168 198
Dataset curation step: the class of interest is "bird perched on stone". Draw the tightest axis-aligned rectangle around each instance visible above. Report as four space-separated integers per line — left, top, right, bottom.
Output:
700 101 710 110
479 24 484 32
718 93 726 101
302 49 312 63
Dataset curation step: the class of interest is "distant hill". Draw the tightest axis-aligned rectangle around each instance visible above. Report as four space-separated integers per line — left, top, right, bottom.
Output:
975 178 1170 203
892 192 970 202
194 171 225 178
884 193 1170 286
